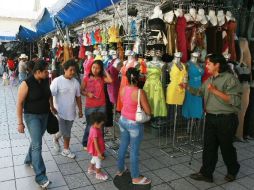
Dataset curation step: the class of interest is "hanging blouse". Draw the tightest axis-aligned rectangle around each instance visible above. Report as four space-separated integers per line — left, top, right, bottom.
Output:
91 31 96 45
94 29 102 44
101 30 108 44
108 25 120 43
176 16 188 63
227 20 237 61
165 17 177 55
83 57 94 76
78 45 86 59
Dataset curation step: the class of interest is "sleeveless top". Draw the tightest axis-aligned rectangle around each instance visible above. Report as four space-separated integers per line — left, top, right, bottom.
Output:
24 75 51 114
121 86 138 121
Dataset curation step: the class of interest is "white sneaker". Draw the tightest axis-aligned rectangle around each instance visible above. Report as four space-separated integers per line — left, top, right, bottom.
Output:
61 149 76 159
39 180 50 189
53 136 60 152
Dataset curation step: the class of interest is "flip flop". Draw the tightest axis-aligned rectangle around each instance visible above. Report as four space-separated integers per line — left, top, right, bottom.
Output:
132 176 151 185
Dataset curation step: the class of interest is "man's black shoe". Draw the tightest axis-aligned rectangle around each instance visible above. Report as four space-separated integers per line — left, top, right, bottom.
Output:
190 172 213 183
224 174 236 182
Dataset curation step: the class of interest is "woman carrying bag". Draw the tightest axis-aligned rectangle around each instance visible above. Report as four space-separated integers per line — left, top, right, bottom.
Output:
116 67 152 185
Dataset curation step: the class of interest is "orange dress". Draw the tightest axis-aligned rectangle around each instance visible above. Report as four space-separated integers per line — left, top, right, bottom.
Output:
116 60 136 111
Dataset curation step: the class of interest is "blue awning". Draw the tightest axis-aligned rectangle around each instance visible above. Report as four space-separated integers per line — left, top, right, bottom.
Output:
56 0 120 26
16 26 39 42
35 8 57 36
0 36 16 42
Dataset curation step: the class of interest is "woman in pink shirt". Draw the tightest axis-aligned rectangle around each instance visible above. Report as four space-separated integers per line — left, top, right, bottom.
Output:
81 60 112 149
117 68 152 185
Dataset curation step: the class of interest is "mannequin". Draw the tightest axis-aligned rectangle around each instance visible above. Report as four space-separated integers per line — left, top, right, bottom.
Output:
164 10 177 55
183 52 204 119
143 49 167 117
93 49 102 61
196 9 208 25
116 50 138 111
185 8 196 22
102 50 111 69
174 8 183 18
107 50 122 104
83 51 94 77
150 6 163 20
226 11 235 21
235 38 252 141
208 10 218 26
217 10 226 26
166 52 187 105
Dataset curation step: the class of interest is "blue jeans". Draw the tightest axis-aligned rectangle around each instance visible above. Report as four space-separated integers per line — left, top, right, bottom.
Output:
117 116 144 178
82 106 105 147
24 113 48 185
18 72 27 84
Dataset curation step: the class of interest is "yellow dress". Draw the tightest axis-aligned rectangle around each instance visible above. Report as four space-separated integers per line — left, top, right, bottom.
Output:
166 62 187 105
108 25 120 43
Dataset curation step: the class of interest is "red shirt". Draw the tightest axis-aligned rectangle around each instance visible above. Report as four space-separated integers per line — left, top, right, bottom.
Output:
87 127 105 156
84 76 105 108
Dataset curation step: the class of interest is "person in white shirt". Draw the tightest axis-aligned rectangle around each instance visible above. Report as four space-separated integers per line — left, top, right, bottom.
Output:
50 59 83 159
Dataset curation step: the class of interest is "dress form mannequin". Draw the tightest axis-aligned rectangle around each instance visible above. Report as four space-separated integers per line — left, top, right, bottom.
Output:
208 10 218 26
164 10 175 23
217 10 226 26
183 52 204 119
150 6 163 20
174 8 183 17
143 51 167 117
226 11 235 21
196 9 208 24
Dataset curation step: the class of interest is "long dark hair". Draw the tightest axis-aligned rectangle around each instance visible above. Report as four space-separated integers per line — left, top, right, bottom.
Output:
126 67 140 85
32 59 48 73
89 60 104 78
206 54 230 73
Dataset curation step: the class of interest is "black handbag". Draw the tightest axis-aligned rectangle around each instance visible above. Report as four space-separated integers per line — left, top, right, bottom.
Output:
47 112 59 134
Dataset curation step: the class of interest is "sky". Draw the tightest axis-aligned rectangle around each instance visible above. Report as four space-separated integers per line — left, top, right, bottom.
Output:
0 0 58 19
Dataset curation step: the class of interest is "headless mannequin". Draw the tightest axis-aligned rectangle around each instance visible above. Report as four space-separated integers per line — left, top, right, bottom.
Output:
197 9 208 24
217 10 226 26
208 10 218 26
83 51 94 76
185 8 196 22
150 6 163 20
174 8 183 18
110 51 122 71
226 11 235 22
164 10 175 23
173 52 183 71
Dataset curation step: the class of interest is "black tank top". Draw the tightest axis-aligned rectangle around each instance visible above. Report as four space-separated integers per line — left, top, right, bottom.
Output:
24 75 51 114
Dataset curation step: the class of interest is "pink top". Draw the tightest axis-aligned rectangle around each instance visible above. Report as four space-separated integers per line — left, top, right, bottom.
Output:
83 58 94 76
87 127 105 156
121 86 138 121
84 76 105 108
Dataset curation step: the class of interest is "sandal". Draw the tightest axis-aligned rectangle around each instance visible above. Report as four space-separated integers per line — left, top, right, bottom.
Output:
96 172 108 181
132 176 151 185
88 167 96 174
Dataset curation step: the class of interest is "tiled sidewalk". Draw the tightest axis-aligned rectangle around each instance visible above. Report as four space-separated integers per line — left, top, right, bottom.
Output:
1 84 254 190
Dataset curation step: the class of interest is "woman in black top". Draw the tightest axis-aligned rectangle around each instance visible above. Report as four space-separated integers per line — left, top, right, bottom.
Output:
17 60 56 188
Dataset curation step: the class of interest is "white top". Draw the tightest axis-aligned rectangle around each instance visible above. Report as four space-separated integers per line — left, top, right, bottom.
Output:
50 75 81 121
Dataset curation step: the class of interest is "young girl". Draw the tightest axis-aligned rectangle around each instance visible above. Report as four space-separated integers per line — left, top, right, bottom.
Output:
87 112 108 180
81 60 112 149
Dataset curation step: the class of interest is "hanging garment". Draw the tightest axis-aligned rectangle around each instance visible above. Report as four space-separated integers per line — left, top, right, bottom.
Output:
143 66 167 117
227 21 237 61
165 18 177 55
101 30 108 44
78 45 86 59
94 29 102 44
91 31 96 45
166 62 187 105
83 32 88 46
107 59 121 104
176 16 188 63
86 32 92 46
116 60 136 111
239 38 252 68
182 61 204 119
83 58 94 77
206 23 224 54
243 87 254 137
117 42 124 62
63 42 70 63
130 19 137 40
103 56 111 69
108 25 120 43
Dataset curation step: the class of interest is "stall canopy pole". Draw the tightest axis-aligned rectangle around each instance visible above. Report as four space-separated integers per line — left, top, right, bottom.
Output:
126 0 129 43
65 27 70 43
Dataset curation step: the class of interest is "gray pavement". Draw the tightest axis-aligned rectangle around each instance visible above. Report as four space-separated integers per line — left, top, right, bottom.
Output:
1 83 254 190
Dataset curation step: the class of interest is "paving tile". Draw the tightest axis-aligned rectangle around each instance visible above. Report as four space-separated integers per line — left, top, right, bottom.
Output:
75 151 91 161
0 156 13 168
11 139 30 147
102 155 117 168
0 180 16 190
42 151 54 162
64 173 91 189
0 167 14 182
93 180 117 190
170 164 195 177
58 162 82 176
0 140 11 149
47 172 67 188
236 176 254 190
71 186 95 190
221 181 249 190
152 183 173 190
50 186 69 190
13 154 26 166
77 160 91 173
153 168 181 182
14 164 35 178
0 135 10 141
0 147 12 158
169 178 198 190
53 155 76 165
142 158 165 171
185 176 216 190
12 146 29 156
45 161 59 173
16 176 41 190
204 187 224 190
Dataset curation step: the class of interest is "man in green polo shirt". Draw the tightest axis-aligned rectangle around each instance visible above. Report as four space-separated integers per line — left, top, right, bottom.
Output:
181 54 241 183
